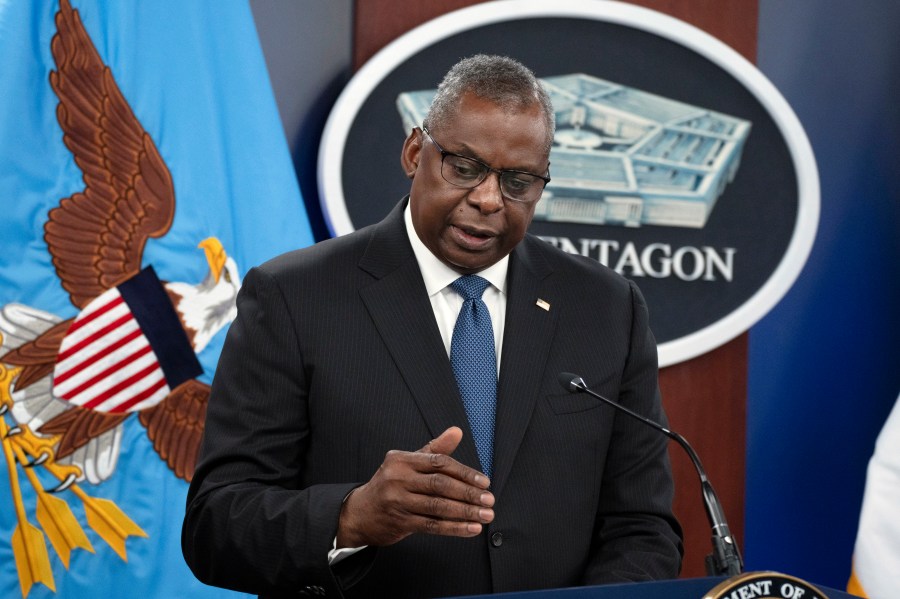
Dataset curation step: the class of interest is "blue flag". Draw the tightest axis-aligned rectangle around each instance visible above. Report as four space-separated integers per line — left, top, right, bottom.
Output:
0 1 313 596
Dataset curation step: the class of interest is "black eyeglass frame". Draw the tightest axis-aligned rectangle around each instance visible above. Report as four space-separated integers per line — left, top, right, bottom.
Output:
420 127 551 204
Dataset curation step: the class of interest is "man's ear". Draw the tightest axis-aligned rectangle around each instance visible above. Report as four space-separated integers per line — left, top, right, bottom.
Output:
400 128 422 179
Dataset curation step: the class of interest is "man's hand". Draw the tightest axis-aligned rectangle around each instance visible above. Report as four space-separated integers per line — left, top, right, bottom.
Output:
336 426 494 548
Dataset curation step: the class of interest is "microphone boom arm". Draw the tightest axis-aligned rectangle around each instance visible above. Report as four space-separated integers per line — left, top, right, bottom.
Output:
559 372 743 576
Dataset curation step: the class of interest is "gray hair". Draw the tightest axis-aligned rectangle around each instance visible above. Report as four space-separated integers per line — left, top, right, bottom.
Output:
423 54 555 155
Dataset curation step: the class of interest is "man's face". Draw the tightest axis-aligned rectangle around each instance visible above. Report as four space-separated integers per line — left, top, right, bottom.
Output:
401 92 550 274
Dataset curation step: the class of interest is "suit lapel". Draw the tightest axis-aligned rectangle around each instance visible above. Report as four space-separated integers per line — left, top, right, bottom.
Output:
357 200 481 470
491 237 558 497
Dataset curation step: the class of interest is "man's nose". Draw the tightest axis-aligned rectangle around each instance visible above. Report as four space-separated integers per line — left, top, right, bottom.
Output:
467 171 504 213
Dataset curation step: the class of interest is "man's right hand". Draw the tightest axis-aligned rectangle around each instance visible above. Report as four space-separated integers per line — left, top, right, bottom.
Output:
335 426 495 548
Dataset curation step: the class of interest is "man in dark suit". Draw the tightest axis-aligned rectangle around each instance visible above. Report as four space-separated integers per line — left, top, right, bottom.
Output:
183 55 682 598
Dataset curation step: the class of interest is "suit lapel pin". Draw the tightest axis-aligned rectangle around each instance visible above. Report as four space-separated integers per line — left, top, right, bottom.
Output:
536 298 550 311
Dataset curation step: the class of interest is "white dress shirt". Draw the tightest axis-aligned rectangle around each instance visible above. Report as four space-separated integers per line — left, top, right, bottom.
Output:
403 203 508 370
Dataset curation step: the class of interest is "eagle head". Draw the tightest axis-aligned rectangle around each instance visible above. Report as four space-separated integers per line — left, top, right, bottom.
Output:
167 237 241 353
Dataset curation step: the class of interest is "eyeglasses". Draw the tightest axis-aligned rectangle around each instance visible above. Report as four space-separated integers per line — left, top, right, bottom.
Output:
421 127 550 205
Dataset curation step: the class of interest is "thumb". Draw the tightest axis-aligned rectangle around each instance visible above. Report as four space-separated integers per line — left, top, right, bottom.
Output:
418 426 463 455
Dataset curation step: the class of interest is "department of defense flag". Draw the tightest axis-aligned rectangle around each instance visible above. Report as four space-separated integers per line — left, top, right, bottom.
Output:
0 1 313 597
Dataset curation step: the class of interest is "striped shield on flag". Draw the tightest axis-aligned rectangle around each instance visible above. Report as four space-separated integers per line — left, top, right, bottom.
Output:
52 266 202 414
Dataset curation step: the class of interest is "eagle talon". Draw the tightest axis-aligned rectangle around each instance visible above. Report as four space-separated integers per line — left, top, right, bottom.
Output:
49 472 77 493
24 453 51 468
6 425 22 437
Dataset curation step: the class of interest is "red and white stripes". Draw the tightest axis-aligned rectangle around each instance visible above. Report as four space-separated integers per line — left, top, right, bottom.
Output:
53 287 170 413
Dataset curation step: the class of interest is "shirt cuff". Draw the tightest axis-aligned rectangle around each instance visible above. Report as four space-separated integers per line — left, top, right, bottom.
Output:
328 538 367 565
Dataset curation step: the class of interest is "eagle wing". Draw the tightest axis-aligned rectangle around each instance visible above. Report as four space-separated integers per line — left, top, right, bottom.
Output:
44 0 175 310
138 379 209 482
1 318 72 389
39 407 129 461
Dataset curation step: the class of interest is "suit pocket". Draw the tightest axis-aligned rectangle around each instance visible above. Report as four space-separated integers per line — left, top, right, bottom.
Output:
545 391 604 415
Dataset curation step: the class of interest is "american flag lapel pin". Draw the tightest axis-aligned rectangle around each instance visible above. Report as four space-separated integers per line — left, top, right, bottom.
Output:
536 298 550 311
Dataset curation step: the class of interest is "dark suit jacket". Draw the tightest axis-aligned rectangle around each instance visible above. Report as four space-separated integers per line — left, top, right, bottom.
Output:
183 199 682 598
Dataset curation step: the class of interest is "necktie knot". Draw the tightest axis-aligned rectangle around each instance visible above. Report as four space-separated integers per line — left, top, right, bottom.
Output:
451 275 491 301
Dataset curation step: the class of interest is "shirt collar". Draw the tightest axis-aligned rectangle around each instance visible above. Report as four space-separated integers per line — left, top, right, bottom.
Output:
404 200 509 297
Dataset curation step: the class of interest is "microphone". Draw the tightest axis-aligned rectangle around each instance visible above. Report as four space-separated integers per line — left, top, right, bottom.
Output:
557 372 743 576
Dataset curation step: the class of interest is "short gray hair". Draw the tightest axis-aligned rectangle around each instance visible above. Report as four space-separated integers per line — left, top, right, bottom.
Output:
423 54 555 155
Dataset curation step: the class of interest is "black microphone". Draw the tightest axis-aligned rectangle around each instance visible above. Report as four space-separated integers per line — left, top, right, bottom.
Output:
557 372 743 576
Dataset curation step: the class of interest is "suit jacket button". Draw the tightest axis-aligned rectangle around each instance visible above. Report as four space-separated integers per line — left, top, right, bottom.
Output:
490 532 503 547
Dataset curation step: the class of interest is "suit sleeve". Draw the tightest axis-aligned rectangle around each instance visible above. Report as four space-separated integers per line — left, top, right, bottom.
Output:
181 266 362 596
581 279 684 584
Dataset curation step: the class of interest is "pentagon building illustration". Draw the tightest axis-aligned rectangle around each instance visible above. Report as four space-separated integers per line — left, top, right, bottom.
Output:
397 74 752 228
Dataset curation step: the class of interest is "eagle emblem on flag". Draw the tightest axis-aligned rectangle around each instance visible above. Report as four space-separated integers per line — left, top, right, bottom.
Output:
0 0 241 594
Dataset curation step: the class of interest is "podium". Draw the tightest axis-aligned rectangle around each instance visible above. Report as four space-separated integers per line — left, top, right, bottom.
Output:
449 577 859 599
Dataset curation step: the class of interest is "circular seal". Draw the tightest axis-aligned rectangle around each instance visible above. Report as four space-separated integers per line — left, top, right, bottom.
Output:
318 0 819 367
704 571 831 599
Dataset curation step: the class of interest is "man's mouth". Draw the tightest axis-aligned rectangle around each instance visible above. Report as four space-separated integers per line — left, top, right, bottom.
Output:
451 224 495 249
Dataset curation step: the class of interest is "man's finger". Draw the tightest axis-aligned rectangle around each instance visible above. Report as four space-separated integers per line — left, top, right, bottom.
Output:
410 514 487 538
418 426 463 455
409 492 495 524
414 427 491 489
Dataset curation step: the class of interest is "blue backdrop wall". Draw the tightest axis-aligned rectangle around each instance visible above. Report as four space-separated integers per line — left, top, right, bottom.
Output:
748 0 900 587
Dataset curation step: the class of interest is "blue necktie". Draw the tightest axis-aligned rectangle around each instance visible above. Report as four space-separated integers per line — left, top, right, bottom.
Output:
450 275 497 479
